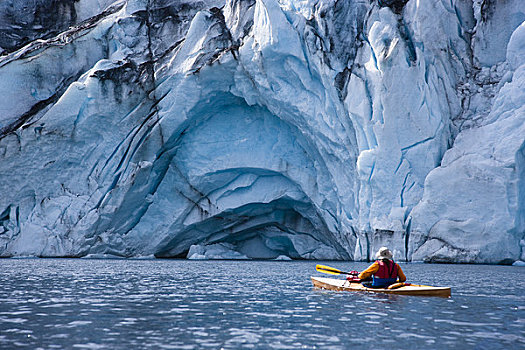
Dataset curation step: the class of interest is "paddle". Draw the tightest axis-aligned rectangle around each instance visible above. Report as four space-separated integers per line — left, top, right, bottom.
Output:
315 264 359 276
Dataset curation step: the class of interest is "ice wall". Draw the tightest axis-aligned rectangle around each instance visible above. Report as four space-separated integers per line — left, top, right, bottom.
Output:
0 0 523 263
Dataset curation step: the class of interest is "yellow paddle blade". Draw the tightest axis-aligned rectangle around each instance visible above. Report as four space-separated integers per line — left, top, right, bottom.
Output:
315 264 343 275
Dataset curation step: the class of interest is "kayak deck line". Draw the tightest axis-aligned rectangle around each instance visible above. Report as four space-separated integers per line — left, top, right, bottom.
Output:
311 276 451 298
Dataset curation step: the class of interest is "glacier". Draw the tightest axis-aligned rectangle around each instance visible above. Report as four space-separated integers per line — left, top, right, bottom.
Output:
0 0 523 264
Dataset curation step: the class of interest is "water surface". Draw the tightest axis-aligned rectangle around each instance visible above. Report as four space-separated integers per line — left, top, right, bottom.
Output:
0 259 523 349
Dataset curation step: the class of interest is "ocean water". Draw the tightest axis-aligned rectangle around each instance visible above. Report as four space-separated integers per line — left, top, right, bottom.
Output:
0 259 523 350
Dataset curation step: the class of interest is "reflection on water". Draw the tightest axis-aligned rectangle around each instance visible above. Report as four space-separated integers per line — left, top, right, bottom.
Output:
0 259 523 349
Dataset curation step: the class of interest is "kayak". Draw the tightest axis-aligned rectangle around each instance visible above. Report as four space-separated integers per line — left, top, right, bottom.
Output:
311 276 451 297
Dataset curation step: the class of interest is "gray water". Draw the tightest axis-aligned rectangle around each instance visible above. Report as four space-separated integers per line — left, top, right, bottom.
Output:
0 259 523 350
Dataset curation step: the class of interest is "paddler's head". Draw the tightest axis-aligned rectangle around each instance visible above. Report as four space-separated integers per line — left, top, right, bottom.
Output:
375 247 393 260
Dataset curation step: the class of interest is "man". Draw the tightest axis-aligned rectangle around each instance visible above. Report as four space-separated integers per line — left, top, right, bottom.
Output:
358 247 406 288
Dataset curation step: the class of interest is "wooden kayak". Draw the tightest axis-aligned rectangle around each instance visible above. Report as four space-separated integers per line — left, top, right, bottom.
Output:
311 276 451 297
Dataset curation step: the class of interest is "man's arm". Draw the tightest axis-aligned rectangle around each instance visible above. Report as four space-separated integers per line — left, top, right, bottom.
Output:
397 264 406 282
358 262 379 280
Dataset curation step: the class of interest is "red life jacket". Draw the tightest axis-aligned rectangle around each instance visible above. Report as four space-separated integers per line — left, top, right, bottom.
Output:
374 259 398 279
